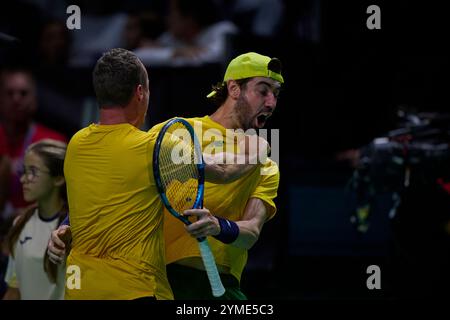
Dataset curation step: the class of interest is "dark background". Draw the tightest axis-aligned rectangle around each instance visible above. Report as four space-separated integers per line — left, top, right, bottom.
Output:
1 0 449 300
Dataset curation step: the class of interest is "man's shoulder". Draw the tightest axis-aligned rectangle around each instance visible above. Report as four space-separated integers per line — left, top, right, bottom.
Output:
70 124 153 144
68 126 91 143
147 117 203 134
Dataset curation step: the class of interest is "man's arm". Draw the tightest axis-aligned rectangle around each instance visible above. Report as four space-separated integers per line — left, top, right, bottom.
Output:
183 197 268 250
204 159 259 184
229 198 268 249
203 135 270 184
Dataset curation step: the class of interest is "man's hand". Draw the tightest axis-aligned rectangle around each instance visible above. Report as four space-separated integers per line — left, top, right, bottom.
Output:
184 208 220 239
47 225 72 264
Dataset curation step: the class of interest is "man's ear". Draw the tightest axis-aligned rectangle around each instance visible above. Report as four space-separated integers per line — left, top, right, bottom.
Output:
54 176 65 188
136 84 145 101
227 80 241 100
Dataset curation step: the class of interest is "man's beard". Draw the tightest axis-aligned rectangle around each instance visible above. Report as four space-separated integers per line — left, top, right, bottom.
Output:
235 94 254 131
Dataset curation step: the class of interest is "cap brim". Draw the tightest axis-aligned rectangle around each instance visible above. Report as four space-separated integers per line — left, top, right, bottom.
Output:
206 90 217 98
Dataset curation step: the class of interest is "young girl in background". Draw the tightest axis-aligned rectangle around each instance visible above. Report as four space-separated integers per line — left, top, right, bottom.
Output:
3 139 67 300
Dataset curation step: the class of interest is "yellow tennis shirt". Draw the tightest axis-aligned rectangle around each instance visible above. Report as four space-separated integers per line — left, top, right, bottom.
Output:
64 123 173 300
150 116 280 283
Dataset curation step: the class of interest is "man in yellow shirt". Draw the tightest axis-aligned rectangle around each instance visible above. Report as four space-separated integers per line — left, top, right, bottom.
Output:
49 52 282 300
154 52 282 299
61 48 261 300
62 48 172 300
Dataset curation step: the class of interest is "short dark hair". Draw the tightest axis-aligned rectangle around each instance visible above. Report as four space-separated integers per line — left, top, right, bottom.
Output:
93 48 147 108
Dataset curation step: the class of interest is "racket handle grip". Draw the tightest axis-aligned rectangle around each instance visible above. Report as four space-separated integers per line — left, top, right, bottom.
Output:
198 240 226 297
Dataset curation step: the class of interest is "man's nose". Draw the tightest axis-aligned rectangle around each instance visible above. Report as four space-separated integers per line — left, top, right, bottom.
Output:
265 91 277 109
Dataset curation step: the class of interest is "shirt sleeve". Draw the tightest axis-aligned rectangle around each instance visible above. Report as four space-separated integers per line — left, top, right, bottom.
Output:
147 119 173 136
4 256 18 288
250 160 280 220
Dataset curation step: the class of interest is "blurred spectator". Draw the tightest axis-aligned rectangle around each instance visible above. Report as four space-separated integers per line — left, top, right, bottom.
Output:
3 139 67 300
36 19 71 70
33 19 84 139
123 11 165 51
67 0 128 67
19 0 69 21
0 148 12 299
0 214 13 299
134 0 237 67
228 0 285 37
0 133 10 213
0 68 66 219
123 13 144 51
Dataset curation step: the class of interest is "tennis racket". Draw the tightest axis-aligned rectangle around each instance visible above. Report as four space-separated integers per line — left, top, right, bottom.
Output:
153 118 226 297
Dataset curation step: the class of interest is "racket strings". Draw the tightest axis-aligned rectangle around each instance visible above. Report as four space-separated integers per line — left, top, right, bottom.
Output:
159 123 201 213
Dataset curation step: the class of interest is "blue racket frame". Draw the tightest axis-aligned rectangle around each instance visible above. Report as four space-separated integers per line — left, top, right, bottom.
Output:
153 118 205 230
152 118 226 297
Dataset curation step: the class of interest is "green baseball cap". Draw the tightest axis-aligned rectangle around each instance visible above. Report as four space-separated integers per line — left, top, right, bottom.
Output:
207 52 284 98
